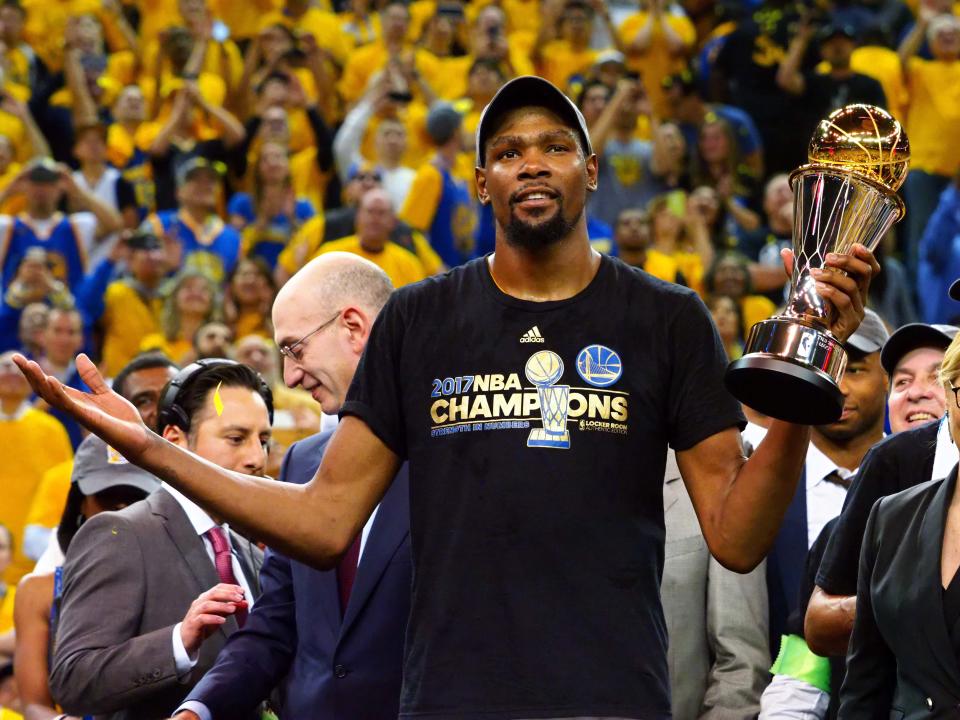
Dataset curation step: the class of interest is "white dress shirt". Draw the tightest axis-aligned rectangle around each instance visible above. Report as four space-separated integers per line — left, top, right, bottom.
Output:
932 416 959 481
802 441 854 549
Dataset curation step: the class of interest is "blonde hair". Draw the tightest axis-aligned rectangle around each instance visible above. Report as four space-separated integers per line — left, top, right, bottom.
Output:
939 331 960 388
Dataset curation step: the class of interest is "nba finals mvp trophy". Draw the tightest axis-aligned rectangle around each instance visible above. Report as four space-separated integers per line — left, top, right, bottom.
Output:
725 104 909 424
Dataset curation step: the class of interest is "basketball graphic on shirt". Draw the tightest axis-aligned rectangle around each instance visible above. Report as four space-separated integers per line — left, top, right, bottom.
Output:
525 351 564 387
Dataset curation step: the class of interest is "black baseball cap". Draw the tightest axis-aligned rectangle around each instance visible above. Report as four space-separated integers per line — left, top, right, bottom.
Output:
27 158 60 183
125 231 163 251
475 75 593 168
880 323 959 375
176 156 224 186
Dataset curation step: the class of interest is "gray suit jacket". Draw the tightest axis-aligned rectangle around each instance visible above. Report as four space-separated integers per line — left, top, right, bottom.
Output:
662 452 770 720
49 488 262 720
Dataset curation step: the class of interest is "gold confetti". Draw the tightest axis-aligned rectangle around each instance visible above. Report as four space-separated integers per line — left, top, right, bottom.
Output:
214 381 224 417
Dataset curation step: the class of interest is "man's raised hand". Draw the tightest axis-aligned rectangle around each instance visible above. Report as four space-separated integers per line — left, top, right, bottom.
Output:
12 352 153 461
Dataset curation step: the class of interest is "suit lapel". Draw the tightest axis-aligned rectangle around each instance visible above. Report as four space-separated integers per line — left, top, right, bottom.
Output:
152 489 236 638
229 531 261 597
340 468 410 639
916 470 960 686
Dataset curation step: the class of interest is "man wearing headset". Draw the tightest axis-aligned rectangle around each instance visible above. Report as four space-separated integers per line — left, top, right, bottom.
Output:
47 360 270 720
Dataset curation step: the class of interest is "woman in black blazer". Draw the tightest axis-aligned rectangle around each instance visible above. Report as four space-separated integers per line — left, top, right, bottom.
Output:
839 335 960 719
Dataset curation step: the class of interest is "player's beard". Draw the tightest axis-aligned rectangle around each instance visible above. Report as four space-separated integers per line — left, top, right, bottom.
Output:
503 199 581 250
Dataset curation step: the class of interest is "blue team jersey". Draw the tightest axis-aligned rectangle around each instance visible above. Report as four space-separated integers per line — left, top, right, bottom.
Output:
226 192 316 269
0 214 89 289
429 164 476 268
148 210 241 282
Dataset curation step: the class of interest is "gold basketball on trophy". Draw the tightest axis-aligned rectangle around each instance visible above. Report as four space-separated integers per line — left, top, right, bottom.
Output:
807 104 910 191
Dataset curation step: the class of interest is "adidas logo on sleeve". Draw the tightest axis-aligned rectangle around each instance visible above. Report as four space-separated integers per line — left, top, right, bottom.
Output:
520 326 545 343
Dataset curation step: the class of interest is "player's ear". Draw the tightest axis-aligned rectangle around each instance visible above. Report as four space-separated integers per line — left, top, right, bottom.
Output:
476 166 490 205
585 153 598 193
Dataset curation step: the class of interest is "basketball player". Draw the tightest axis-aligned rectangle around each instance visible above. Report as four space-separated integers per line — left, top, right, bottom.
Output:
14 76 879 720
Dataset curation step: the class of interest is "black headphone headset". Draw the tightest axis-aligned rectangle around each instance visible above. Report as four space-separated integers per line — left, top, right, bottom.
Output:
156 358 274 433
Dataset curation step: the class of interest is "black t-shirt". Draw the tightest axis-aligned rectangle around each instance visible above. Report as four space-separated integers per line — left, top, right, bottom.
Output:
816 420 940 596
342 255 745 719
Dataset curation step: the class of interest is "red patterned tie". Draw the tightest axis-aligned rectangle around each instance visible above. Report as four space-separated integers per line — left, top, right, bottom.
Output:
337 534 362 617
205 527 247 627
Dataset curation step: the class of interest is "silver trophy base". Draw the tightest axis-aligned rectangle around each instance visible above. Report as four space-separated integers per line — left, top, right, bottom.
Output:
725 317 848 425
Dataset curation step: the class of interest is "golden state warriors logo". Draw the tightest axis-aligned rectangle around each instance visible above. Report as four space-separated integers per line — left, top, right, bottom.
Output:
525 350 571 449
576 345 623 388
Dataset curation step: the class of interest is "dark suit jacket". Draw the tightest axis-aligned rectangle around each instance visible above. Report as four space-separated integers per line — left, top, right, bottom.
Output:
839 467 960 719
184 431 412 719
767 467 809 657
49 488 262 720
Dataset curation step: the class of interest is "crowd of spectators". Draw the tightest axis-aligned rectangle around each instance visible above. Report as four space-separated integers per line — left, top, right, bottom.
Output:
1 0 960 717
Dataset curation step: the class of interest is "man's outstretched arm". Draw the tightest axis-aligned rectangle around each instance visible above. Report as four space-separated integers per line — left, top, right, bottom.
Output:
13 353 398 570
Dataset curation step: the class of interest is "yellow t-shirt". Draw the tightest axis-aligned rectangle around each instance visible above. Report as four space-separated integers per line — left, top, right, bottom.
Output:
234 310 272 341
359 101 431 170
132 0 181 45
49 75 123 113
411 230 444 275
399 163 444 233
0 110 31 164
740 294 776 331
339 11 381 47
100 281 163 379
675 250 705 296
278 215 326 277
432 50 534 100
209 0 282 40
905 57 960 176
0 407 73 585
851 46 908 122
314 235 427 288
141 72 227 125
0 162 25 215
3 46 32 100
619 11 697 118
139 334 193 366
290 147 330 213
407 0 436 42
23 460 73 533
21 0 128 71
338 43 441 105
142 39 244 93
642 248 682 284
536 41 598 91
259 8 352 66
0 584 14 634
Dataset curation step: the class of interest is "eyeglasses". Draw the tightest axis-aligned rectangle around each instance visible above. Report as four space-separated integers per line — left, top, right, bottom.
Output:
279 311 341 363
952 385 960 410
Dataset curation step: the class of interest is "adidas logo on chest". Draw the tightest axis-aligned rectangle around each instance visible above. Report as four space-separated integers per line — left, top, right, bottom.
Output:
520 326 545 343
